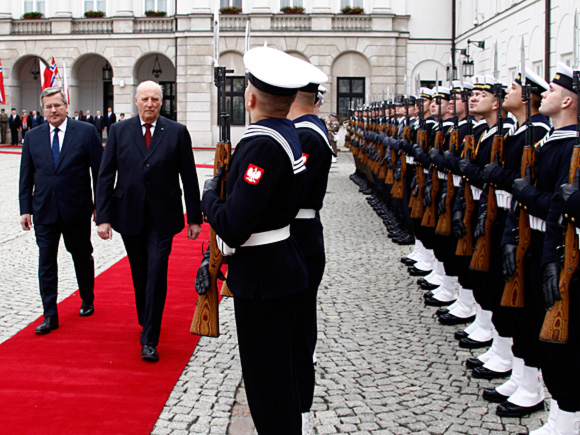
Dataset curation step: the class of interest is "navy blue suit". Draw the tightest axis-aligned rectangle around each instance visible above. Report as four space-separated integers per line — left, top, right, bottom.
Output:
19 118 103 318
96 115 202 347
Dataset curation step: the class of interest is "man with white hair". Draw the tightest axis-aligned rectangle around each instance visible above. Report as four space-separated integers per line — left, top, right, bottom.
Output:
96 80 203 362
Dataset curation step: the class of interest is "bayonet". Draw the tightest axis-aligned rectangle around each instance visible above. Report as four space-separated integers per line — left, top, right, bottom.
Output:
245 20 251 54
213 5 220 66
493 41 499 81
520 36 527 89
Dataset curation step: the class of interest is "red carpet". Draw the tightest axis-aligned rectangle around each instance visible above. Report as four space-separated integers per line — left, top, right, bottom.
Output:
0 224 214 435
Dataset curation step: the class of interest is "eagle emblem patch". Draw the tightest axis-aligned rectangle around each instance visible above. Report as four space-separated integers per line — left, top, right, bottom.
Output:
244 164 264 185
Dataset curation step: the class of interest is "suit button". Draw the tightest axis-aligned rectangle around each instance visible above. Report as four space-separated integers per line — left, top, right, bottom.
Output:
146 164 150 168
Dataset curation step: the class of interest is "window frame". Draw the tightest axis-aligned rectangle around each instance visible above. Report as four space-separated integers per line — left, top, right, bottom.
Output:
145 0 167 13
84 0 107 13
337 76 365 123
220 0 243 8
280 0 303 7
224 75 246 127
23 0 45 14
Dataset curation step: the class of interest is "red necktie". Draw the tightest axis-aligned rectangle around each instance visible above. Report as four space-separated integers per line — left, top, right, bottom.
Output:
144 123 152 149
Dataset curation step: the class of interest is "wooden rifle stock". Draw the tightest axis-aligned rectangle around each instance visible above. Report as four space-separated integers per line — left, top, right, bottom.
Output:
378 123 388 180
385 124 397 184
190 140 231 337
470 136 503 271
501 146 535 307
539 146 580 343
456 136 475 256
392 125 410 198
421 131 443 227
436 130 459 235
410 130 426 218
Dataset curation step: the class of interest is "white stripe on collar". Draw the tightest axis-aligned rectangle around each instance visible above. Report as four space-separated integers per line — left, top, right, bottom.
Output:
480 126 498 143
242 125 306 174
294 121 335 156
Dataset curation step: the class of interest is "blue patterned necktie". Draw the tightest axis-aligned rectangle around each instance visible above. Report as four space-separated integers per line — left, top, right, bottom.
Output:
52 127 60 168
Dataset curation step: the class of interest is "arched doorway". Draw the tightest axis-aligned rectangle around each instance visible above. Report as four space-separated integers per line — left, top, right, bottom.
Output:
134 53 176 120
332 51 371 122
71 54 113 119
10 55 47 114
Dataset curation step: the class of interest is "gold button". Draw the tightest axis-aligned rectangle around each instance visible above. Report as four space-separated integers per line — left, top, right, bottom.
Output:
572 217 576 222
565 214 569 218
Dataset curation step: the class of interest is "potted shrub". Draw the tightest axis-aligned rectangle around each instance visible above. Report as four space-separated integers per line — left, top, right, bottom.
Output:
220 6 242 14
84 10 105 18
145 10 167 17
22 12 43 19
280 6 305 14
341 6 364 14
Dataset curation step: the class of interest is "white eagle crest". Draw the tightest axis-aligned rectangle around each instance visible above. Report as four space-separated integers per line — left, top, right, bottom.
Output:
246 166 262 183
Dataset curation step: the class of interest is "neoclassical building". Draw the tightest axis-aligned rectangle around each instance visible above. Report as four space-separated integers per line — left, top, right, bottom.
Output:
0 0 576 146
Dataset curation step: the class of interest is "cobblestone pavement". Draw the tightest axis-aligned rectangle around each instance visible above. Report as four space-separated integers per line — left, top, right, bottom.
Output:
0 148 548 434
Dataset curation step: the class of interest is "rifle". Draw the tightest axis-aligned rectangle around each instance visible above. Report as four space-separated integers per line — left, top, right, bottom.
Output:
422 74 442 228
539 15 580 343
436 85 459 235
502 38 534 307
378 102 388 180
392 95 410 198
385 101 396 184
470 82 503 271
455 85 475 256
410 106 427 218
190 19 233 336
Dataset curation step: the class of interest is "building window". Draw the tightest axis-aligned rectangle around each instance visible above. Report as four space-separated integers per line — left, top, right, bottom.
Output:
337 77 365 122
340 0 363 8
145 0 167 12
85 0 106 12
281 0 303 7
24 0 45 14
224 76 245 126
533 61 544 80
220 0 242 8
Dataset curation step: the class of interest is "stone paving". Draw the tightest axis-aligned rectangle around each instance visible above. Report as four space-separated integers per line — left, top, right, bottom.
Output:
0 147 549 434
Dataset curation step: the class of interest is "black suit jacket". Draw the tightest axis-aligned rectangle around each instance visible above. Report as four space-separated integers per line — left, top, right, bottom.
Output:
94 116 104 132
9 114 21 129
19 118 103 225
106 112 116 129
96 116 202 237
85 115 94 125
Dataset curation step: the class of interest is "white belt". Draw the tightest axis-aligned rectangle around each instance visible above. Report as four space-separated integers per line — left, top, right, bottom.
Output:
423 168 429 174
576 227 580 236
437 170 446 180
495 190 512 210
453 174 461 188
406 156 415 164
470 185 482 201
529 216 546 232
296 209 316 219
216 225 291 257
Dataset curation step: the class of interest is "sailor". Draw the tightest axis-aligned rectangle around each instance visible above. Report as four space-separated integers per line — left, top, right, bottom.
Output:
287 59 333 435
201 46 311 435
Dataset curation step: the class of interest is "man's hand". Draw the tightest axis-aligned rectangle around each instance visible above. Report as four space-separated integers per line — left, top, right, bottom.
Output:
512 165 533 198
559 168 580 204
474 210 487 239
457 158 471 174
542 262 561 309
20 214 32 231
188 223 202 240
452 210 466 238
97 223 113 240
501 244 518 279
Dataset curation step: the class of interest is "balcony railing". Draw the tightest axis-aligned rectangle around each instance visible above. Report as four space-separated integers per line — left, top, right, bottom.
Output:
134 17 175 33
11 19 51 35
219 15 248 31
332 15 372 31
271 15 311 31
72 18 113 34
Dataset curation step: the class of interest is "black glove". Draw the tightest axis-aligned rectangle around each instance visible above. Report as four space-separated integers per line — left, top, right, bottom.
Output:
444 150 459 171
437 182 447 215
542 262 562 309
429 147 440 161
424 182 432 206
458 158 471 174
413 143 425 158
559 168 580 204
452 210 466 238
410 175 417 191
203 166 225 197
483 151 501 182
394 160 402 181
474 209 487 239
194 247 211 295
512 165 533 198
501 244 518 280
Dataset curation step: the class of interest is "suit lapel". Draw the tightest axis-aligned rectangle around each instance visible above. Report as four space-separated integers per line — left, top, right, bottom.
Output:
145 117 165 161
131 118 147 157
56 118 75 172
41 123 53 167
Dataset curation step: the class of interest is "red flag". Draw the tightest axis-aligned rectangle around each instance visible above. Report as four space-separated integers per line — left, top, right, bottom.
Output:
40 57 58 91
0 58 5 104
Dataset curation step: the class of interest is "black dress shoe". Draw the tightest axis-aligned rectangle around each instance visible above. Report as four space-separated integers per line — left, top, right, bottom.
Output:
438 313 476 325
423 291 434 299
425 296 456 307
408 266 432 276
496 400 544 417
472 366 512 380
420 281 440 291
400 257 417 266
141 345 159 362
417 278 429 286
459 337 493 349
436 308 449 316
35 316 59 335
465 357 485 369
393 234 414 245
79 301 94 317
482 388 509 403
455 330 469 340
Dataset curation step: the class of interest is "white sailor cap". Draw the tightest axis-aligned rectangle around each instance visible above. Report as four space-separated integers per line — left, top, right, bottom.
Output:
288 58 328 93
433 86 451 101
473 75 494 91
452 80 473 92
244 46 311 96
419 87 433 99
552 61 574 93
514 69 549 96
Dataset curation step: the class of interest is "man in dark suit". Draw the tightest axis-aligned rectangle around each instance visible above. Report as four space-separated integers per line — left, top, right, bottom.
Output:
85 110 94 125
30 110 43 128
9 108 21 145
19 87 103 334
96 80 202 362
94 110 104 140
105 107 116 134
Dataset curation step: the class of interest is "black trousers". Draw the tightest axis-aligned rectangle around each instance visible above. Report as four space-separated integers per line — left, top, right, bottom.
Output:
234 292 303 435
34 218 94 318
10 127 18 145
121 208 173 347
294 252 325 413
